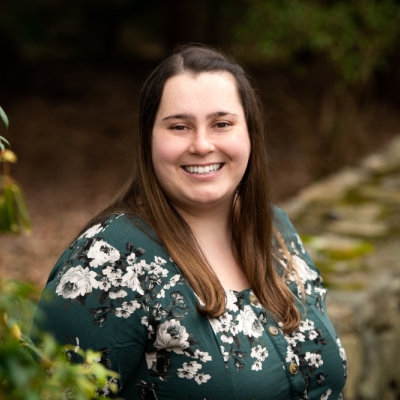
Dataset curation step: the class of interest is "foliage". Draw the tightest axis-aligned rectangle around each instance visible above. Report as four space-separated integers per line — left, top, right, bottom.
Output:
235 0 400 85
0 106 9 131
0 278 120 400
0 106 32 235
0 108 120 398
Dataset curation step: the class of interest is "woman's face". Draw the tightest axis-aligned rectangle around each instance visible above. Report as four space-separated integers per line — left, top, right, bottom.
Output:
151 72 251 214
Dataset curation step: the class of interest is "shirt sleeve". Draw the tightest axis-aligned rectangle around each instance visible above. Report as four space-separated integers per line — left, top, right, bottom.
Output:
273 205 317 270
272 205 329 314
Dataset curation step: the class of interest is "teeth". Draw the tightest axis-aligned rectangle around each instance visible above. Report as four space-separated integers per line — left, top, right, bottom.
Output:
184 163 222 174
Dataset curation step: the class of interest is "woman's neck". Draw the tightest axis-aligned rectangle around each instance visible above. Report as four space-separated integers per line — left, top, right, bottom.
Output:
174 202 233 244
173 201 250 292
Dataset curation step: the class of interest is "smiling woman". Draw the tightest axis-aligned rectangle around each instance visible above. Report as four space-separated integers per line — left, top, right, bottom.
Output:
151 72 251 217
33 44 347 399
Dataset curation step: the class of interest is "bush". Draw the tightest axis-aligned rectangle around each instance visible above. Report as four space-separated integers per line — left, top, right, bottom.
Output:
0 278 120 400
0 107 120 399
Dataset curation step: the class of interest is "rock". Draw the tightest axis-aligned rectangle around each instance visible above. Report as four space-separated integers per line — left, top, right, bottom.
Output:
280 134 400 400
298 167 368 203
327 220 389 238
359 185 400 204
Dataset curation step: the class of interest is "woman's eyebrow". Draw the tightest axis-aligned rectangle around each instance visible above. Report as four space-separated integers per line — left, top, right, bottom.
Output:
162 113 195 121
206 111 238 119
162 111 238 121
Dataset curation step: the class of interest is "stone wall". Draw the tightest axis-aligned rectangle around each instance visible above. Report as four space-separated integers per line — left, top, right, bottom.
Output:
280 136 400 400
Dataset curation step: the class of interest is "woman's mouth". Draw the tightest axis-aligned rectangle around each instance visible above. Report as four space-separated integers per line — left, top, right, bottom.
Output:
183 163 223 174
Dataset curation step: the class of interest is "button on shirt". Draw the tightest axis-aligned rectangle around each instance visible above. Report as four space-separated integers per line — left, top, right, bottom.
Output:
33 207 348 399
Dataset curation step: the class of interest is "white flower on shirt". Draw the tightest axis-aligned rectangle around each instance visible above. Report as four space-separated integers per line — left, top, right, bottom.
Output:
194 349 212 362
236 305 263 338
177 361 202 379
292 331 306 342
154 256 167 265
121 264 145 295
295 233 306 254
149 263 169 278
56 265 99 299
321 388 332 400
115 306 130 318
251 345 269 361
87 239 120 268
115 300 140 318
126 252 137 265
292 254 319 283
219 312 233 332
309 330 319 340
220 346 230 362
163 274 181 290
194 372 211 385
315 287 327 301
304 283 313 296
109 289 127 299
225 290 239 312
98 276 111 291
305 351 323 368
208 317 222 334
123 300 141 313
177 361 211 385
299 319 315 332
108 274 123 287
285 346 300 365
251 360 262 371
103 266 122 279
230 324 240 335
154 319 190 354
79 223 104 239
337 338 347 363
221 334 234 344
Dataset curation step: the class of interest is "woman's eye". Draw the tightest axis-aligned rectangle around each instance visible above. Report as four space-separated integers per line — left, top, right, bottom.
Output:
171 125 187 131
215 122 230 129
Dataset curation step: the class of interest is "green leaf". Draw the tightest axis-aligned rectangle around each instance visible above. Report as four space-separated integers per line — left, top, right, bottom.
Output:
0 194 10 232
0 135 11 152
10 182 32 234
3 184 19 234
0 106 9 129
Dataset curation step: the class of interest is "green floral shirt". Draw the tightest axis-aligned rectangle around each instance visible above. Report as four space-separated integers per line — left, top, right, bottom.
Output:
34 206 347 399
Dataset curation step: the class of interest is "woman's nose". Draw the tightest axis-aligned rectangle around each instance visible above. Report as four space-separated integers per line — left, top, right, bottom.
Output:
189 129 215 155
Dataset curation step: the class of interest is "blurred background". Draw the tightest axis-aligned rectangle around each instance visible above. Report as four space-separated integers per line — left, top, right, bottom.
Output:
0 0 400 284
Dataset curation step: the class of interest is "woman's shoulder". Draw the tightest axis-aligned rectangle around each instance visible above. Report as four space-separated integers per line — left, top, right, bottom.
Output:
272 205 302 247
79 213 156 244
35 213 187 352
46 213 171 284
272 205 321 278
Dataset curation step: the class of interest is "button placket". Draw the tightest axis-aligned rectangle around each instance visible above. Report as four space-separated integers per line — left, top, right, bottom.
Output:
289 363 299 375
268 326 279 336
249 294 259 306
243 291 306 396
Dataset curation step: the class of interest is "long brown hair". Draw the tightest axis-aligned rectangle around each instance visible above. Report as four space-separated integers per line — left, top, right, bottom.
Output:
84 44 301 333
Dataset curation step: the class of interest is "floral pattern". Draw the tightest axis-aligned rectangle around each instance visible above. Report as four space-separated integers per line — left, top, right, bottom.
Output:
209 291 269 372
56 265 99 299
35 209 347 399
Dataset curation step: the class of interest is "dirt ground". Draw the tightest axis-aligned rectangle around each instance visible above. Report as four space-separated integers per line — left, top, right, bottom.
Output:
1 64 399 288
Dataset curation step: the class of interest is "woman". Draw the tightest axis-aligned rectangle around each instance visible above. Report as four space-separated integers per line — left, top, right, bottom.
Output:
34 44 347 399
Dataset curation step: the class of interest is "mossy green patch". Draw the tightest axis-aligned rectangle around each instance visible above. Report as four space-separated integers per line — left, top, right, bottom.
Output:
302 235 374 260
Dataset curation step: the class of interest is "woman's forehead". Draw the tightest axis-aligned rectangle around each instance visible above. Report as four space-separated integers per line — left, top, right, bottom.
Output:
156 72 243 117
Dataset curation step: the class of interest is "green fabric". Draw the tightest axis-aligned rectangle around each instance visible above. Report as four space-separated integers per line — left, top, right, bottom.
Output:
33 207 347 399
